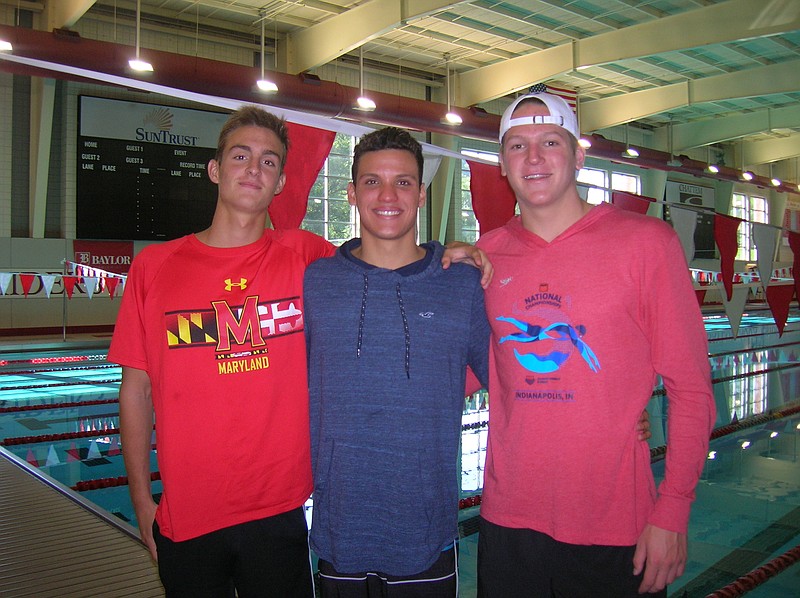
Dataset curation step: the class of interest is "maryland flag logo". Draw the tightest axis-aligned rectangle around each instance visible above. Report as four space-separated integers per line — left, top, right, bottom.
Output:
165 295 303 350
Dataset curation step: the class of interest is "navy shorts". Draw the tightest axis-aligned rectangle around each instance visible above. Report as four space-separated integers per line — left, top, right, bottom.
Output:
153 507 314 598
477 517 667 598
317 543 458 598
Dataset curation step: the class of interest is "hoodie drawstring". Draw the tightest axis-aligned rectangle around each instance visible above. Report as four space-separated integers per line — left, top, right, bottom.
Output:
356 274 368 358
396 283 410 379
355 274 411 379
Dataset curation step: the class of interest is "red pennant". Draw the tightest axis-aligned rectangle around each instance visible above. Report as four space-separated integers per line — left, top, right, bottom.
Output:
25 449 39 467
612 191 654 215
62 275 79 299
18 274 35 297
467 160 517 235
105 277 120 299
694 289 706 307
268 122 336 229
765 284 795 336
66 442 80 462
107 437 121 456
714 214 742 301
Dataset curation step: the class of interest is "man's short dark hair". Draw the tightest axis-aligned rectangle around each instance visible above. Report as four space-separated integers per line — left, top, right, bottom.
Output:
215 105 290 170
352 127 424 184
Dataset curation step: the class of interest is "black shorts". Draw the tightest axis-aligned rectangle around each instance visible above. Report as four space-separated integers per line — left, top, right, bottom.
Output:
153 507 314 598
317 543 458 598
477 517 667 598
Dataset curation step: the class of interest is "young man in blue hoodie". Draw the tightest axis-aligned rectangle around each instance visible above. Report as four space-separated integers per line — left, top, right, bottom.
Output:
303 127 491 597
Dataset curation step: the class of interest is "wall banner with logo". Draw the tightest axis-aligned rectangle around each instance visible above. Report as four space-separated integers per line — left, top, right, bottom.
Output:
72 240 134 275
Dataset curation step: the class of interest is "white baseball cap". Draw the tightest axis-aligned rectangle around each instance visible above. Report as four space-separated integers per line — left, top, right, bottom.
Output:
499 91 579 143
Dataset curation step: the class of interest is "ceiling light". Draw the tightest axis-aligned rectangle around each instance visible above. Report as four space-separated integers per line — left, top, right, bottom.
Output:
443 111 463 125
129 58 153 72
771 177 781 187
0 40 12 52
257 79 278 92
621 124 637 158
742 171 754 181
707 164 719 174
129 0 153 73
255 15 278 93
356 96 377 111
353 46 374 111
441 53 461 127
578 137 592 149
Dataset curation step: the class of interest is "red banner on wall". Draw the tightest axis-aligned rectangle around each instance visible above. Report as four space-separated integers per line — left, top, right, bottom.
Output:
72 241 134 275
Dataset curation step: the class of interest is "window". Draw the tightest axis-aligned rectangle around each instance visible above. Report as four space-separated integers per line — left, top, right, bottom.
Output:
460 150 498 243
302 133 358 245
577 167 641 205
731 192 768 261
577 167 608 204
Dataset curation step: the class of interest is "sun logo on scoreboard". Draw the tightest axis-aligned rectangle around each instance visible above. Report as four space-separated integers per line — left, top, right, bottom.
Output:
143 107 173 131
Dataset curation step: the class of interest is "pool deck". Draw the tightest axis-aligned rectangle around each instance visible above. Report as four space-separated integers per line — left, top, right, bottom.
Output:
0 449 164 597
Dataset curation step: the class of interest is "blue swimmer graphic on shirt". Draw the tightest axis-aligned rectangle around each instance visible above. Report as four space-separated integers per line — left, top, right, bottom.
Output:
496 317 601 374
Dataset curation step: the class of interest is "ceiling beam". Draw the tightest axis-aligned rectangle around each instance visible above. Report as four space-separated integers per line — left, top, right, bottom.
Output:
459 0 800 106
581 59 800 133
45 0 96 29
575 0 800 67
285 0 465 74
743 132 800 165
672 104 800 150
458 43 575 105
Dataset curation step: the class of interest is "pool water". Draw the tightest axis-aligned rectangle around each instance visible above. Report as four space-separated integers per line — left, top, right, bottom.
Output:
2 310 799 596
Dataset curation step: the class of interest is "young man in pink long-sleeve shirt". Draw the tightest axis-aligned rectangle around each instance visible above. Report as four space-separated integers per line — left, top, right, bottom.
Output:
476 89 715 597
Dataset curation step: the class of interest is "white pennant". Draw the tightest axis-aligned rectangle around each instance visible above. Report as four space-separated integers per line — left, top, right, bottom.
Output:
669 206 697 264
0 272 11 295
720 284 750 338
83 276 99 299
40 274 56 298
752 222 779 291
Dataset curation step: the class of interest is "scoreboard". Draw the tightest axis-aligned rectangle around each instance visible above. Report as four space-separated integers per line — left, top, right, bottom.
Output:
77 96 229 240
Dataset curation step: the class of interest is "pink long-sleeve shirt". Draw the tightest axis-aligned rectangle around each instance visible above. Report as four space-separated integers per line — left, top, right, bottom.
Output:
477 203 715 546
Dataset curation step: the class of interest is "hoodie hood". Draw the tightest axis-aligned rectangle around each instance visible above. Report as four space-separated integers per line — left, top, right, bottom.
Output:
338 238 442 378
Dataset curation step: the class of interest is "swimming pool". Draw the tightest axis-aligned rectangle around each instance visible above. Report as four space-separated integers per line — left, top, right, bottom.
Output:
2 310 799 596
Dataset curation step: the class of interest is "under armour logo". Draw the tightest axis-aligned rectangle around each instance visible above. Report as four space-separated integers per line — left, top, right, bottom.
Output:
224 278 247 291
419 312 434 319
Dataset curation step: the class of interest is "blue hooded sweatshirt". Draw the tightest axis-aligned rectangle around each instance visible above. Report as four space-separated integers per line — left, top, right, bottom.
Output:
304 239 490 576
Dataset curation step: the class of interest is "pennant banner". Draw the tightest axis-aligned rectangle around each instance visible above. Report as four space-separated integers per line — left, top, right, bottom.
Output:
268 122 336 229
714 213 743 301
669 206 698 265
611 191 653 215
720 284 750 338
18 274 35 297
766 284 795 336
40 275 56 298
753 222 779 292
467 160 517 235
0 272 11 295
